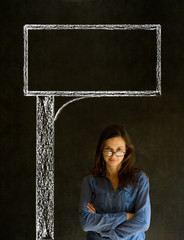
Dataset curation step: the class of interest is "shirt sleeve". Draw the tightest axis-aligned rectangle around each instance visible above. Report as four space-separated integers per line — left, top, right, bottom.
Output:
99 172 151 240
79 175 127 232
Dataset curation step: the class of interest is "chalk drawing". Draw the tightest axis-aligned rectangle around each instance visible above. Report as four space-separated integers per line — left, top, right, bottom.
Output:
23 24 161 97
23 24 161 240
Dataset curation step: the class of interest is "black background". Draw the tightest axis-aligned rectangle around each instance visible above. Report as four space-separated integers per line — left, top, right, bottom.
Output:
1 1 184 240
28 29 156 91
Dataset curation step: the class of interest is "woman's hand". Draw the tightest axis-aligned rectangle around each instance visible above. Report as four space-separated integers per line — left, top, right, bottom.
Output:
87 203 99 234
87 203 96 214
127 213 135 220
87 203 134 221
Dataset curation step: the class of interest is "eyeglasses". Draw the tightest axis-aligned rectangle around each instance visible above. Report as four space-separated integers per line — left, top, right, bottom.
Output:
102 151 126 157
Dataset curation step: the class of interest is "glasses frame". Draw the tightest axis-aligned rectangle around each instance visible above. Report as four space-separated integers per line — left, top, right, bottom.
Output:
102 151 126 157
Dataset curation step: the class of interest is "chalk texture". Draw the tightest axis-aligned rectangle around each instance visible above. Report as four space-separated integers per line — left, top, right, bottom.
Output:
36 96 54 240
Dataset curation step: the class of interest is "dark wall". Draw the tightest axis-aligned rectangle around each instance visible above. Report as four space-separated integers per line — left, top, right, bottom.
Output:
1 1 184 240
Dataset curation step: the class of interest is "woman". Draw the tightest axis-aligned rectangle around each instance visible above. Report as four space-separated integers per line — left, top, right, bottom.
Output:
79 124 151 240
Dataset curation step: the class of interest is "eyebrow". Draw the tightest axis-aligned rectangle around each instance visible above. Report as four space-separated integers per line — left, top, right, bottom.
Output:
104 145 125 149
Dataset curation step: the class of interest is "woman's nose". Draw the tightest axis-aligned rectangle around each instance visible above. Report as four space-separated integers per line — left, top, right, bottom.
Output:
110 152 117 158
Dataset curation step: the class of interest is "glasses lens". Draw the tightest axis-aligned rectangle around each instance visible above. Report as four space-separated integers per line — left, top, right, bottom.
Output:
116 151 125 157
103 151 112 156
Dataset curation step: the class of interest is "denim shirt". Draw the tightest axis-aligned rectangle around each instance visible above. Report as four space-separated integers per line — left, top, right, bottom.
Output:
79 169 151 240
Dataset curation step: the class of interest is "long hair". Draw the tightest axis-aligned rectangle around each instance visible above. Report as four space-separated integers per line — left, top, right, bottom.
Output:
89 124 136 187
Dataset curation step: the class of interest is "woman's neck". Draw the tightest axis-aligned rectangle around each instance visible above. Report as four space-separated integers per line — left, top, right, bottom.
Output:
106 166 119 178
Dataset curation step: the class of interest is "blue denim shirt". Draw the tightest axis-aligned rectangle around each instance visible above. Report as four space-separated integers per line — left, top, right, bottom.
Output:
79 169 151 240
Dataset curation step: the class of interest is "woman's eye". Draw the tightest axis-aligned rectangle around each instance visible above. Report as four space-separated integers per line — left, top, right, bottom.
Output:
117 148 123 152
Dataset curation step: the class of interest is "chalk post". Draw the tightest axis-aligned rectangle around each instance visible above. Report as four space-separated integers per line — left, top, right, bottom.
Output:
36 96 54 240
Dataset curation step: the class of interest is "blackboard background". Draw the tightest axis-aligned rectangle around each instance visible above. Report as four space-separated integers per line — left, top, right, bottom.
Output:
1 1 184 240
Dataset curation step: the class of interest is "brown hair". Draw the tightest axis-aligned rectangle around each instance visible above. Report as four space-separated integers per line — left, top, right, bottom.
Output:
89 124 136 187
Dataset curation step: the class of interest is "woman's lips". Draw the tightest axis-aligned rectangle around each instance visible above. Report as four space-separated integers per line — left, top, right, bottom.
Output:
110 159 116 162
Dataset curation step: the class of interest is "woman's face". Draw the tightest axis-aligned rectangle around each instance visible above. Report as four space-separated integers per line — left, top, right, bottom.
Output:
102 136 126 169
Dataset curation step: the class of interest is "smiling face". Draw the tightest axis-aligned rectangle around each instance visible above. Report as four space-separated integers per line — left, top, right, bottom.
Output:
102 136 126 170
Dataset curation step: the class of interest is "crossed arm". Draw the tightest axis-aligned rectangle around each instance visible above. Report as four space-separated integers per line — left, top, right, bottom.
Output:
87 203 134 234
79 173 151 239
79 176 129 233
87 203 135 221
